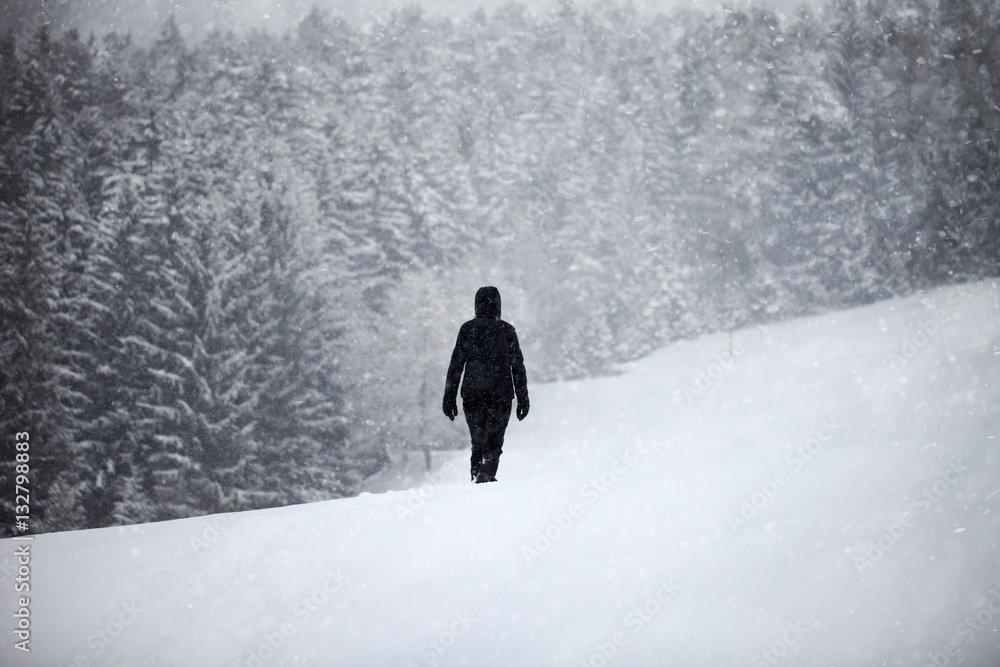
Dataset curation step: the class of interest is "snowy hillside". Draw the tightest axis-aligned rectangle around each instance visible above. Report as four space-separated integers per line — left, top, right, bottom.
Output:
2 280 999 666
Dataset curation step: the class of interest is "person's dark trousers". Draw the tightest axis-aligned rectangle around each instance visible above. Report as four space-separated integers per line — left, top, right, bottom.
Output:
463 398 512 483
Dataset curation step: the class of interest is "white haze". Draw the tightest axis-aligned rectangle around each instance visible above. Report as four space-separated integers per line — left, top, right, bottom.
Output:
2 0 819 45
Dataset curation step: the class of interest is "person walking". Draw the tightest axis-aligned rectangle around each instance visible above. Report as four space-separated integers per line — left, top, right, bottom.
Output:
443 286 529 483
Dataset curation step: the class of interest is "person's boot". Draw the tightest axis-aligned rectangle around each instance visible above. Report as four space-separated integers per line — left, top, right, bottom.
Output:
479 454 499 483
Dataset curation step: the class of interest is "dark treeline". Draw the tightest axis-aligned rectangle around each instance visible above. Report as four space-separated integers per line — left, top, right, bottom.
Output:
1 0 997 533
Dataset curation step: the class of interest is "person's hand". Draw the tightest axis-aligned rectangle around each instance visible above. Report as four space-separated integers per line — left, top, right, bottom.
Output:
443 396 458 421
516 399 529 421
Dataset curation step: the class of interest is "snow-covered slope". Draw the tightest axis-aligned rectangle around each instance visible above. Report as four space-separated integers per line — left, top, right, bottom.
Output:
3 281 999 666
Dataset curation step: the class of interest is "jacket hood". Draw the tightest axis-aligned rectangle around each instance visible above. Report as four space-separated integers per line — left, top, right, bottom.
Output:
474 286 501 319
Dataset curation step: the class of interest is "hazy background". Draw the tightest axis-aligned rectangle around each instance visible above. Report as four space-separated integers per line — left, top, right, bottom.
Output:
3 0 817 44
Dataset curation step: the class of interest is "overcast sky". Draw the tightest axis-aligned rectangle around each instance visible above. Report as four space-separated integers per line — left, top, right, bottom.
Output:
3 0 817 45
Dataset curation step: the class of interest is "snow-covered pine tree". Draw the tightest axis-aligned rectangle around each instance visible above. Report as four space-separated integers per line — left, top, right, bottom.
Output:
625 13 704 347
96 110 193 522
917 0 1000 282
825 0 928 297
0 27 108 534
749 9 878 312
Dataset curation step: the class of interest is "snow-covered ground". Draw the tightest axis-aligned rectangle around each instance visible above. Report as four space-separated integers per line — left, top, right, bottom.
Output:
3 280 999 666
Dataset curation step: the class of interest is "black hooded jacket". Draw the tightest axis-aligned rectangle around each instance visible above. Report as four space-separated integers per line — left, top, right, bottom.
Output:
444 287 528 407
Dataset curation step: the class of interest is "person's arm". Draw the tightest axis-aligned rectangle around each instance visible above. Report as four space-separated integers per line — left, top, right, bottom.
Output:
443 329 465 420
509 328 529 420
